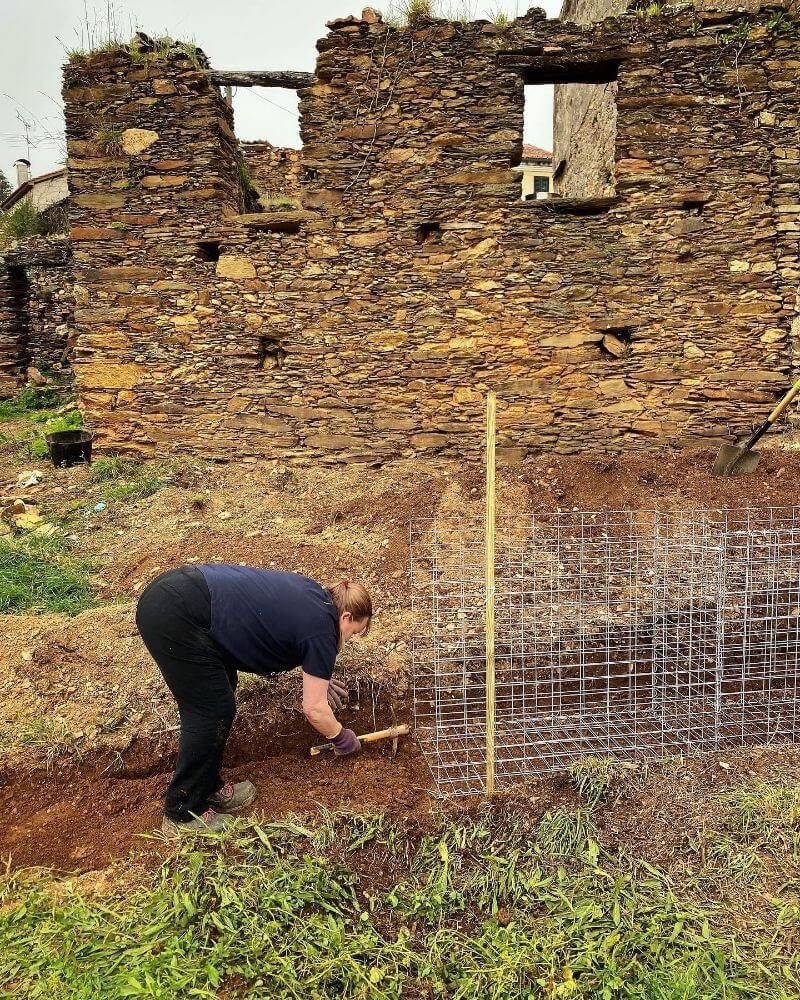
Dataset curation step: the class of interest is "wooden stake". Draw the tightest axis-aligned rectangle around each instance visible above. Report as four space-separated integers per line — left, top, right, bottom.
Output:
485 391 496 798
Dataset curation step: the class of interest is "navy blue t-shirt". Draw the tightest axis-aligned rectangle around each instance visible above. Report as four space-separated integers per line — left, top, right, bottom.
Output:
197 565 339 679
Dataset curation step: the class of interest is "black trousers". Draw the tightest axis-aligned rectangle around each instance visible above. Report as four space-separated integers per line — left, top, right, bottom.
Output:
136 566 238 821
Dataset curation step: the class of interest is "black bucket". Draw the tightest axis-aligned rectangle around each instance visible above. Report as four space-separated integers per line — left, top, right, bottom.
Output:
46 429 95 468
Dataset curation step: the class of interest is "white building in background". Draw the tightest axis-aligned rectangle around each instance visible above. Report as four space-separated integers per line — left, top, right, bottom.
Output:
515 144 554 200
1 159 69 216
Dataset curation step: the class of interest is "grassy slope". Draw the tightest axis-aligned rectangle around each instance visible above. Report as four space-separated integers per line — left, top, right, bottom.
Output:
2 770 799 999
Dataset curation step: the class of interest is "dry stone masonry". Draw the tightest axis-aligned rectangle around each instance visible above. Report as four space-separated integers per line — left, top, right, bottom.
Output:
6 4 800 462
0 237 73 388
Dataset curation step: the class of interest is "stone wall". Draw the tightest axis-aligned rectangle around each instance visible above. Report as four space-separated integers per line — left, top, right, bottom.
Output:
242 142 302 206
554 0 620 199
0 237 73 392
59 6 799 462
0 265 27 396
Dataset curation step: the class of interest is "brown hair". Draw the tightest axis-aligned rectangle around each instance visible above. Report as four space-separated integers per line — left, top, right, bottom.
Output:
328 579 372 633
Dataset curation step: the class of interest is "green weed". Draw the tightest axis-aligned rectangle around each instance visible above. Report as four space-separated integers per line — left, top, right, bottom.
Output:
87 456 179 503
88 454 141 483
128 34 203 68
92 126 124 155
0 533 96 615
2 812 796 998
41 410 84 433
101 466 166 503
0 386 61 422
0 402 82 460
0 201 47 247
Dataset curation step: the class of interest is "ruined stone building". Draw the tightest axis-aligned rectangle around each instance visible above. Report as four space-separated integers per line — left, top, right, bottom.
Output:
0 3 798 462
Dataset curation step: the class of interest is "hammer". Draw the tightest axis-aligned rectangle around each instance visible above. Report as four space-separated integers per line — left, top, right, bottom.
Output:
310 723 410 757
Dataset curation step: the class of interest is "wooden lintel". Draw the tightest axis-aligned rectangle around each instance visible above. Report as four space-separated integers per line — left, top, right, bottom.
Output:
208 70 315 90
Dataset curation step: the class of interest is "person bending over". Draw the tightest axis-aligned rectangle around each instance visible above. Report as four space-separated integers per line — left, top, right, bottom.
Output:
136 565 370 835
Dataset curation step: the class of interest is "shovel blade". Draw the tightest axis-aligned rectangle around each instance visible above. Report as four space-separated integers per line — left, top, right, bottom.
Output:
710 443 761 477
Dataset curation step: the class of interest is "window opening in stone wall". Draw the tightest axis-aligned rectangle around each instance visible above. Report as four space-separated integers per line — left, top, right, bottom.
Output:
598 326 634 360
228 87 303 213
518 85 554 201
514 63 619 204
256 333 286 371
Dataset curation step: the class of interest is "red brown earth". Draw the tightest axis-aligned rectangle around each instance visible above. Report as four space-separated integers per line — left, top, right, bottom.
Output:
2 438 800 874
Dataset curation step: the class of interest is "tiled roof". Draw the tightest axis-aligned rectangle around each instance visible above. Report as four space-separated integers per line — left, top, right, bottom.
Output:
521 144 552 161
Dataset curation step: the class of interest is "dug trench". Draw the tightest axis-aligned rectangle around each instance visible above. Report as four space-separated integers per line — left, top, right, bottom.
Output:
0 690 436 874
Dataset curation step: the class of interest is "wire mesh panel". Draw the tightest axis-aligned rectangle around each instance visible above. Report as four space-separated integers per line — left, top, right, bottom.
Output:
411 507 800 795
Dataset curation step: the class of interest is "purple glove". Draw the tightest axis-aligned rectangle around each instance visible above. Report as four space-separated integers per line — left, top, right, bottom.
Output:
331 727 360 756
327 677 349 713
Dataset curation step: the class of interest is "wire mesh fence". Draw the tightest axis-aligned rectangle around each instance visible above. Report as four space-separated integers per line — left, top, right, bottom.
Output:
411 507 800 795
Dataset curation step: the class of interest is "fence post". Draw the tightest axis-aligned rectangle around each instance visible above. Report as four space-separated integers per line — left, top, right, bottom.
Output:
485 391 496 797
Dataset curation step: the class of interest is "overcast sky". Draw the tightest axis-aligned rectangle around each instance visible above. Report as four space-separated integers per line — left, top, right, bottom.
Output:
0 0 561 187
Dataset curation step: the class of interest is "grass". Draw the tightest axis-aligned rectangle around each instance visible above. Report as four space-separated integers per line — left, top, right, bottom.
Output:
92 126 124 155
383 1 515 26
0 408 83 461
535 806 599 858
15 717 82 772
0 386 62 422
90 456 170 503
88 454 204 504
726 778 800 852
0 533 96 615
1 810 798 998
236 155 263 213
128 34 203 68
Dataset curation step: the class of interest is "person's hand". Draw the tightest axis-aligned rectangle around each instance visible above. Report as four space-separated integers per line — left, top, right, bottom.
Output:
327 676 349 713
331 727 360 756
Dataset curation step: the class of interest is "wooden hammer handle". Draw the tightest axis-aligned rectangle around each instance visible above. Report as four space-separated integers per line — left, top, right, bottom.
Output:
310 723 410 756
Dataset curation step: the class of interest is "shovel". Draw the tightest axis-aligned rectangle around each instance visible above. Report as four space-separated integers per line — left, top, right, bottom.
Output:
711 378 800 477
310 723 410 756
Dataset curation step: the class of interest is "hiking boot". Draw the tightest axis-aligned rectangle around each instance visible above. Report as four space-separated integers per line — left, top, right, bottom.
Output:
161 808 233 837
208 780 257 812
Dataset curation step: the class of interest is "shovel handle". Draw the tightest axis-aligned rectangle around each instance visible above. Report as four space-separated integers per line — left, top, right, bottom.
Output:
743 378 800 451
310 723 410 756
769 378 800 423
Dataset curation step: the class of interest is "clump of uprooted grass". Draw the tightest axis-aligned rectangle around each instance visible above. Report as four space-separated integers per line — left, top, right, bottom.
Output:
2 808 798 998
0 533 96 614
